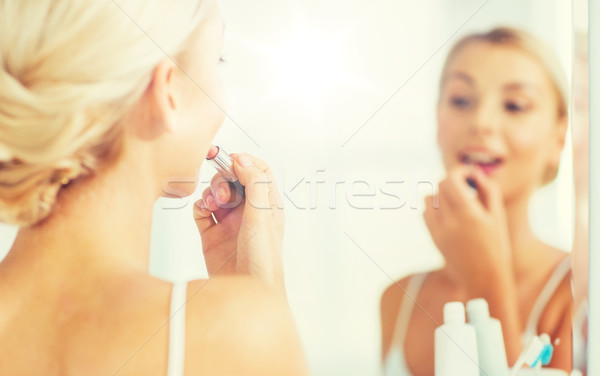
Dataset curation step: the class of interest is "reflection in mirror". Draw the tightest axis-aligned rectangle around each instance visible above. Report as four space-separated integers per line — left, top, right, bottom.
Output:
380 25 574 376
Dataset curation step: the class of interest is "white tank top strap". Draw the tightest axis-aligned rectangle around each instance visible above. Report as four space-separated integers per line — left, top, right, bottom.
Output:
383 273 428 376
167 280 189 376
390 273 428 349
521 256 571 344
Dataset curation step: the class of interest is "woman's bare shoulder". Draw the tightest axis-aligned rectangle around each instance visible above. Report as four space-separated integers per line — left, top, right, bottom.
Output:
0 272 307 376
381 276 411 309
380 271 438 359
381 270 440 311
537 264 573 334
537 264 573 370
184 276 309 376
535 249 573 327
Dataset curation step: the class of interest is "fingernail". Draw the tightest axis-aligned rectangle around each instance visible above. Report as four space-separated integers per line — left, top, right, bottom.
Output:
206 195 215 207
217 187 226 201
238 155 253 167
194 199 205 211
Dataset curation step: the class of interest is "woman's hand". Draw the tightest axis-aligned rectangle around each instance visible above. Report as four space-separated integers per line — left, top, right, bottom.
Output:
425 166 528 362
193 153 285 295
423 166 512 292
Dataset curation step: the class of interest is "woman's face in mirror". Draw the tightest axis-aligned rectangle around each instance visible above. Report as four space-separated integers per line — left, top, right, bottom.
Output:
436 41 565 201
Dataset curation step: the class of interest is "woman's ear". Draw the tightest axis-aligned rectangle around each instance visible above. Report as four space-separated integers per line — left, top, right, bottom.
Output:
136 59 179 140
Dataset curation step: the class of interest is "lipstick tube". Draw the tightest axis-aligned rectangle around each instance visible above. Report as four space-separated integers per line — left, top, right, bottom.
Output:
206 146 245 199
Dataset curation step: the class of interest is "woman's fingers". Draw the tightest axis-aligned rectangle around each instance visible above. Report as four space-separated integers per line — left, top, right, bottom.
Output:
231 153 283 210
446 167 473 203
193 198 216 232
193 152 286 290
210 173 232 206
231 154 280 224
423 194 442 239
233 157 270 218
437 169 465 211
440 166 488 217
196 153 284 230
202 185 219 211
191 173 243 223
196 179 226 228
469 168 503 213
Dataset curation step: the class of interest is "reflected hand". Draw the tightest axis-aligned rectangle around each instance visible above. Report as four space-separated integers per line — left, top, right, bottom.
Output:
193 153 285 294
423 166 512 292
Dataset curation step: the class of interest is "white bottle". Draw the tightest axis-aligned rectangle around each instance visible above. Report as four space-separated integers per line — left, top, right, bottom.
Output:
435 301 479 376
467 298 509 376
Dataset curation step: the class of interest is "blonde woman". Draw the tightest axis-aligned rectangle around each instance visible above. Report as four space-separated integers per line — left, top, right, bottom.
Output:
381 27 572 375
0 1 308 375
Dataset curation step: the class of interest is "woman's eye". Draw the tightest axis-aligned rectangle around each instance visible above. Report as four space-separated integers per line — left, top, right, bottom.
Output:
450 96 472 109
505 101 527 113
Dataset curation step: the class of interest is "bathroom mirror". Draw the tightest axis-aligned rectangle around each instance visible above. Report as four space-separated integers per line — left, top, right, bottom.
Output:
0 0 587 375
571 0 590 373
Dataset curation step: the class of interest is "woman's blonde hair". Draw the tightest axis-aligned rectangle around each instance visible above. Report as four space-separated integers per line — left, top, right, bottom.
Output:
439 27 569 184
0 0 211 226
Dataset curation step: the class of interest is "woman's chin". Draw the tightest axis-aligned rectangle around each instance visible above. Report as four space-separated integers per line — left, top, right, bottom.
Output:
160 180 198 200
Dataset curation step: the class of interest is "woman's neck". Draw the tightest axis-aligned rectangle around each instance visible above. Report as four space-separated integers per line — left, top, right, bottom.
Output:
6 154 159 282
503 192 554 280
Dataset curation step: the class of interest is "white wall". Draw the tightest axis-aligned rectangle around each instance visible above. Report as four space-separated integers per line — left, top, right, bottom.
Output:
0 1 575 375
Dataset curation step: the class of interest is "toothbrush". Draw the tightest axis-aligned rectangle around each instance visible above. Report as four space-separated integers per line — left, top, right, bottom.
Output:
510 334 553 376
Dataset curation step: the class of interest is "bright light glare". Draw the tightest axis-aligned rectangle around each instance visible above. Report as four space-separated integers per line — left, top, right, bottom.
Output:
261 23 351 109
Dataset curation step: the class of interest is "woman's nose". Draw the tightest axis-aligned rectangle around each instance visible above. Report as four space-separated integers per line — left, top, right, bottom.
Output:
468 99 499 136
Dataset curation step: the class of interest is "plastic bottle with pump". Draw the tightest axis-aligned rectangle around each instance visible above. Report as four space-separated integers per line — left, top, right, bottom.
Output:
467 298 509 376
434 301 479 376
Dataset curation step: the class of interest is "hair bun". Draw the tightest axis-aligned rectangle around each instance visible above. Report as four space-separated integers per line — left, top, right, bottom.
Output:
0 0 210 227
0 155 91 226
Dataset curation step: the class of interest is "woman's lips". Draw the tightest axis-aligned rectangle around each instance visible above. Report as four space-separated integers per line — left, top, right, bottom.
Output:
463 160 503 176
459 151 504 176
477 163 502 175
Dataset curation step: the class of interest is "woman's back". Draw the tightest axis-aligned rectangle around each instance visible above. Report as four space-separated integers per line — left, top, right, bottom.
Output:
0 255 306 376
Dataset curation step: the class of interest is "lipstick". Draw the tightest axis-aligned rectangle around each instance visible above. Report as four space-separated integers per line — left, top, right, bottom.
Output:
466 177 478 190
206 145 245 199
